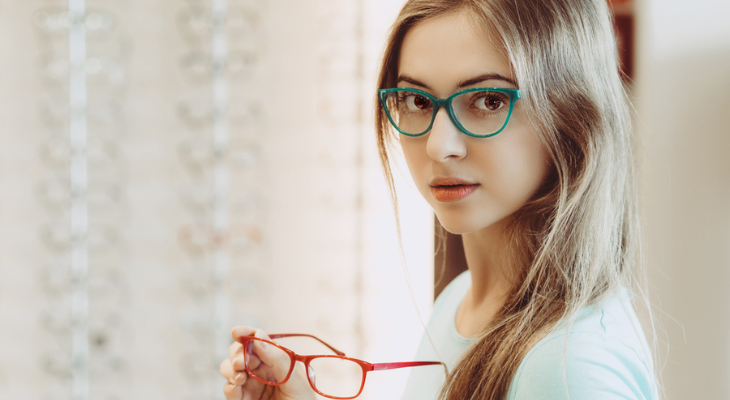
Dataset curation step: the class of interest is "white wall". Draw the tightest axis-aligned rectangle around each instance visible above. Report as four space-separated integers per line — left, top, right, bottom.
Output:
636 0 730 398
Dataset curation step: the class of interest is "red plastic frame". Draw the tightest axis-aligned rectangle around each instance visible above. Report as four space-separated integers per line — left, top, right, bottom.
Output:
237 333 447 399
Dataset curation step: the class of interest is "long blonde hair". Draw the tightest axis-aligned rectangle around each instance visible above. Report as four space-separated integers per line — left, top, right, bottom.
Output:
375 0 649 398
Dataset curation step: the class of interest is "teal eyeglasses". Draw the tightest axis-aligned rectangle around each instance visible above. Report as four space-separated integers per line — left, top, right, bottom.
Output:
378 87 521 138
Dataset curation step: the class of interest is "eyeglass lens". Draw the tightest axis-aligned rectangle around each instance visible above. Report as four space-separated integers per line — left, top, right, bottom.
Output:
308 356 365 399
244 339 291 384
384 89 513 136
244 338 365 399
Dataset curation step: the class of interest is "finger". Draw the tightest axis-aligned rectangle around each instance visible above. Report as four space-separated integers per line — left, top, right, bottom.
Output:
240 328 271 372
253 328 272 341
247 339 292 383
251 338 288 370
231 326 266 374
250 329 278 368
223 381 243 400
234 346 260 373
228 341 249 375
241 378 269 400
228 340 242 361
231 325 258 342
220 358 248 386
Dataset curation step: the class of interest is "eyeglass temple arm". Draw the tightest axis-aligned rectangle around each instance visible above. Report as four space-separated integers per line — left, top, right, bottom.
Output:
372 361 449 375
267 333 346 356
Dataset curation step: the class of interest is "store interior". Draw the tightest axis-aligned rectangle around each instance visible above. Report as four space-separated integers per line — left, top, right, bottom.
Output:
0 0 728 399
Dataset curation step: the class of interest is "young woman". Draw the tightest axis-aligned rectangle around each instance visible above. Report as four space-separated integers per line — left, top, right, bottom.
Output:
220 0 658 399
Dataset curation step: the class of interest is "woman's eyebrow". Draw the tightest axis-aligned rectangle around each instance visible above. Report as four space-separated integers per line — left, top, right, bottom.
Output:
396 73 518 91
395 74 431 90
458 73 517 88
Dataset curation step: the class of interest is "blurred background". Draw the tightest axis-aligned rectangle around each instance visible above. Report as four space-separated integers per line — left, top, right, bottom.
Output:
0 0 727 399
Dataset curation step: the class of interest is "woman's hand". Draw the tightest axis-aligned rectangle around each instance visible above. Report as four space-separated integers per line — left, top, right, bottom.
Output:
220 326 317 400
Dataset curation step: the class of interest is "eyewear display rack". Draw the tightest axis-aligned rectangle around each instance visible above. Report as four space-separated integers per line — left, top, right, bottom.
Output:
35 0 128 399
68 2 91 398
176 1 264 398
210 1 232 397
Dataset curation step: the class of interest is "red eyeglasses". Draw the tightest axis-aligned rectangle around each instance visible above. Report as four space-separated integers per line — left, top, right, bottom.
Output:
237 333 447 399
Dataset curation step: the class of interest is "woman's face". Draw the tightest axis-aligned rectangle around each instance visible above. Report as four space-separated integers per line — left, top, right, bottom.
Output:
397 10 551 235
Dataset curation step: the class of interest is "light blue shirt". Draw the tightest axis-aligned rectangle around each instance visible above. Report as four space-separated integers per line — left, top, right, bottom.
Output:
400 271 658 399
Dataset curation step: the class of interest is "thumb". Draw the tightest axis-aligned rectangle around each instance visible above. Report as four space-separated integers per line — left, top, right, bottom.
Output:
249 331 292 383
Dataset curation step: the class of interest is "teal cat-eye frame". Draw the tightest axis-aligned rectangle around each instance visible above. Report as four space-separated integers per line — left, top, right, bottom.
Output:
378 87 521 138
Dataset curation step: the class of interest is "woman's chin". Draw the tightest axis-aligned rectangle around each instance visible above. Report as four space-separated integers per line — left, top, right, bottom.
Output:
435 211 512 236
435 216 482 235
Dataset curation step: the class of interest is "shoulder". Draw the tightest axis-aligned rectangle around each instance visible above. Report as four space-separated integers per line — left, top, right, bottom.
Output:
506 289 658 400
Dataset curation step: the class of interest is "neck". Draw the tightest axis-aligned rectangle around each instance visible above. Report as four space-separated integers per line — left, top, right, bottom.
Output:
461 216 515 308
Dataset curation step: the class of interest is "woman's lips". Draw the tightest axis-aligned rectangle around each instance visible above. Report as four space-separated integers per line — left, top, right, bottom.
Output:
429 178 480 202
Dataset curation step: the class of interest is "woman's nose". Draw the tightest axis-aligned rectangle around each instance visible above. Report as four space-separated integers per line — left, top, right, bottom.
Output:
426 108 467 162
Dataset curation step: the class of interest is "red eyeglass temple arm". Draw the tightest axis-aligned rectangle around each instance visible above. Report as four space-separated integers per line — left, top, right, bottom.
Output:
372 361 449 375
239 334 448 376
267 333 346 356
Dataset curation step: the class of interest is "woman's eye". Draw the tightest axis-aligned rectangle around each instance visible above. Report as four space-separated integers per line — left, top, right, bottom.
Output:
474 92 508 111
405 94 431 111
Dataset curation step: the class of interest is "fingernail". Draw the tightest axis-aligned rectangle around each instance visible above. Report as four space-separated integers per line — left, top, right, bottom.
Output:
234 372 245 382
